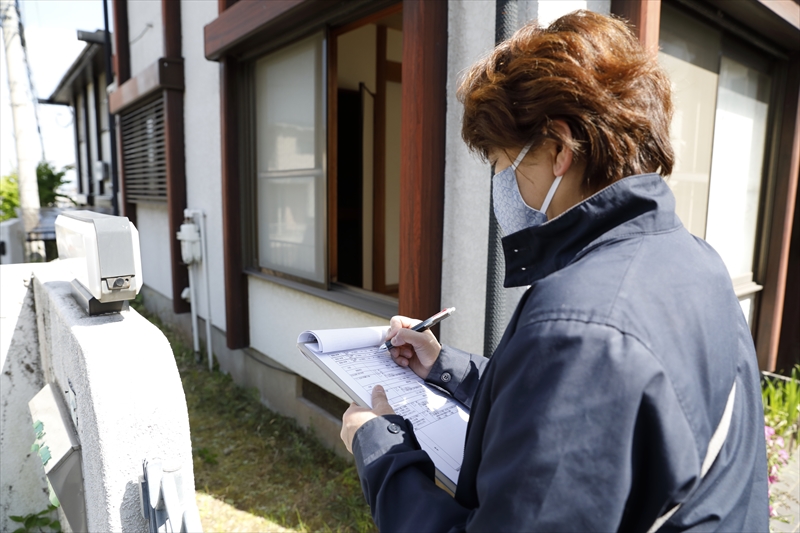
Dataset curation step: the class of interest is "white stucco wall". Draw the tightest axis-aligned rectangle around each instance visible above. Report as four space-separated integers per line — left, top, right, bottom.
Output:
136 202 173 300
439 0 496 355
128 0 164 76
248 277 386 402
182 0 226 331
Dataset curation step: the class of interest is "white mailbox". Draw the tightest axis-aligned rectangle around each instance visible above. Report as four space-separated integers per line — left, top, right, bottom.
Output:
55 211 142 315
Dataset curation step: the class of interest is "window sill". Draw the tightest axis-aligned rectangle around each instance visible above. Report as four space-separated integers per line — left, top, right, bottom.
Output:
245 268 398 319
732 273 763 298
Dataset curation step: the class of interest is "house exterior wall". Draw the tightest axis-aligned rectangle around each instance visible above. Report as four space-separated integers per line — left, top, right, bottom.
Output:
181 0 226 331
127 0 163 76
119 0 796 457
137 202 173 299
248 278 385 402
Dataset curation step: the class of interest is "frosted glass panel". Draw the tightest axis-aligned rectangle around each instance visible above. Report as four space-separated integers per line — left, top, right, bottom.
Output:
255 33 325 283
705 57 770 279
256 38 318 172
258 176 318 276
659 52 718 238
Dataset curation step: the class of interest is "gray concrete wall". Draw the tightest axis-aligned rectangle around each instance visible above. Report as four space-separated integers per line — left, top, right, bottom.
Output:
0 263 196 532
440 0 496 355
0 264 49 531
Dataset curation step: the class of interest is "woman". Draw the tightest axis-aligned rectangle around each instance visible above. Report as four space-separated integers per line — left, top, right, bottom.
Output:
341 10 768 532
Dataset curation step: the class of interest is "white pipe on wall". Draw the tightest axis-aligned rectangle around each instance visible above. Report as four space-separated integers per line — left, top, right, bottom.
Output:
196 211 213 371
182 209 213 371
187 264 199 357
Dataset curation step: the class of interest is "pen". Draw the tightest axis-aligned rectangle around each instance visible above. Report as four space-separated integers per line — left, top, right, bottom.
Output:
383 307 456 351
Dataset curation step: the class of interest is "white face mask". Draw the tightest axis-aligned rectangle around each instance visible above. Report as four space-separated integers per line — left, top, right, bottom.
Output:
492 142 563 236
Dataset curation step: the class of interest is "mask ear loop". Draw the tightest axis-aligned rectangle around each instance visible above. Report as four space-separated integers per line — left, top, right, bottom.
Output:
540 175 563 215
511 142 534 171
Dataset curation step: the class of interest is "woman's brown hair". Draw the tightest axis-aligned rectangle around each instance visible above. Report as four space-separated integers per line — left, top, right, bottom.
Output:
458 10 674 192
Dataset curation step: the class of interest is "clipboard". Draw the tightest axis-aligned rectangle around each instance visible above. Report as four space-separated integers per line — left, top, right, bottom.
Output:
296 339 467 494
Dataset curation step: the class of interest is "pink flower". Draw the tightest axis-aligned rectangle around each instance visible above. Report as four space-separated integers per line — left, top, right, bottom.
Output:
776 436 785 448
770 505 776 517
778 449 789 462
765 426 775 439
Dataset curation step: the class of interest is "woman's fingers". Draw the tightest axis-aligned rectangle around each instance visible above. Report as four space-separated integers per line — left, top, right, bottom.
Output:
386 315 423 343
386 315 440 380
390 315 422 330
390 351 410 367
371 385 395 416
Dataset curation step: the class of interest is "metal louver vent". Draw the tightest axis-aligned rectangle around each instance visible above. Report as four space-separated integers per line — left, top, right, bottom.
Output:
120 97 167 202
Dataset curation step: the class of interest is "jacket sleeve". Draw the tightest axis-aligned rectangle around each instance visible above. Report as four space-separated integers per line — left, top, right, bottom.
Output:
425 345 489 409
353 415 474 532
353 318 703 532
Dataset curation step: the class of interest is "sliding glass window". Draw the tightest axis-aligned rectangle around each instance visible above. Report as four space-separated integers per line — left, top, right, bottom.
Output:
659 3 773 325
254 34 326 284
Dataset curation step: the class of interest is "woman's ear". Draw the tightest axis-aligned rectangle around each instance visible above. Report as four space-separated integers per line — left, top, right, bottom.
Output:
551 120 573 177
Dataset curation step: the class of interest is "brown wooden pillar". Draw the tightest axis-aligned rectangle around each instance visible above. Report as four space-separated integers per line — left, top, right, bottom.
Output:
757 54 800 372
219 55 249 349
400 0 447 323
162 0 190 314
210 0 249 349
112 0 136 224
776 172 800 373
610 0 661 54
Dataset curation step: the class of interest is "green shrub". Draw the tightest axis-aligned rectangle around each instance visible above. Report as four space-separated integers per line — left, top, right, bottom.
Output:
0 162 75 223
0 171 20 222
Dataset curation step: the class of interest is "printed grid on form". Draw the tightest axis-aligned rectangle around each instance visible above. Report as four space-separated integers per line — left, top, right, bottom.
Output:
317 346 469 484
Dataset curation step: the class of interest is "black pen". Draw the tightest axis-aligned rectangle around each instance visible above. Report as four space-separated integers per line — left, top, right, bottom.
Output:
383 307 456 351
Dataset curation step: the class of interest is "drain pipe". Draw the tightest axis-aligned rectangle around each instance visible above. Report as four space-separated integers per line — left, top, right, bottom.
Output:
178 209 214 371
193 209 214 371
484 0 520 357
177 218 201 361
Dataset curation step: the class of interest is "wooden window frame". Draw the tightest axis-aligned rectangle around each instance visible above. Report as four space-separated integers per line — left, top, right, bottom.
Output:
206 0 447 349
328 3 404 297
611 0 800 371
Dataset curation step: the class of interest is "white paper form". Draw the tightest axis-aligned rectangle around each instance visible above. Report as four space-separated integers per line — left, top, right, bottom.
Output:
298 326 390 353
310 345 469 488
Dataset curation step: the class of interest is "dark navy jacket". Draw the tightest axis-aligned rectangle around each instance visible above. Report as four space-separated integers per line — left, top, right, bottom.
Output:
352 173 768 532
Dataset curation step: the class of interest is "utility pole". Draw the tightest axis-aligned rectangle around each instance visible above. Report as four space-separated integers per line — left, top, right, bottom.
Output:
1 0 42 250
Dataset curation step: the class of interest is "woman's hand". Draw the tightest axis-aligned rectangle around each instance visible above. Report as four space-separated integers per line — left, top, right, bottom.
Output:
385 315 441 380
341 385 395 454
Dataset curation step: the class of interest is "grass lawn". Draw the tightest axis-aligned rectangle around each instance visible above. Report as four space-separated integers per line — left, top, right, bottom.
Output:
138 306 376 533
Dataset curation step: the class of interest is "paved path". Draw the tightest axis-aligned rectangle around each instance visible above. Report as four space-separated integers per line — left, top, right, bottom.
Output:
771 448 800 532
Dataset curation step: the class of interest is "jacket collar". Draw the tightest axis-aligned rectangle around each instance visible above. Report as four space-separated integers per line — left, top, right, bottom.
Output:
502 173 682 287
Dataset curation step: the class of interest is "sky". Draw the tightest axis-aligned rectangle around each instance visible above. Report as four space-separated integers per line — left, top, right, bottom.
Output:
1 0 108 183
